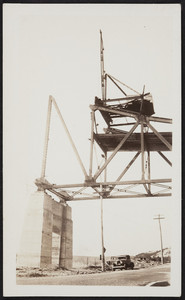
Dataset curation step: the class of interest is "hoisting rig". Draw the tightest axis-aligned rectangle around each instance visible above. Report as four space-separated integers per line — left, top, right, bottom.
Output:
35 31 172 202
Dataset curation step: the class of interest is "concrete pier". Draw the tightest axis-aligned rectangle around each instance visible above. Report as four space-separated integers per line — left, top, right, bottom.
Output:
17 191 73 268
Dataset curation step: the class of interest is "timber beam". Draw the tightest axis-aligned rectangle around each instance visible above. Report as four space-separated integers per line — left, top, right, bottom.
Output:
64 193 172 201
35 178 172 190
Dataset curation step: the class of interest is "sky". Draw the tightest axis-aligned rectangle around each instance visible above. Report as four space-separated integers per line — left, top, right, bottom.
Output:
3 3 181 266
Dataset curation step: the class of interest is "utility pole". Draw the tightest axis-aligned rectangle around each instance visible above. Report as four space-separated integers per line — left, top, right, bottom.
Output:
153 214 165 264
100 185 105 271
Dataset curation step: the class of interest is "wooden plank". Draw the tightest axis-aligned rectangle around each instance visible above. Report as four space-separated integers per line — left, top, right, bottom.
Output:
94 132 172 152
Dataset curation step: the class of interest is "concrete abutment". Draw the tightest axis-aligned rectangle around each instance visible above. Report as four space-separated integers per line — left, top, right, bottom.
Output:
17 191 73 269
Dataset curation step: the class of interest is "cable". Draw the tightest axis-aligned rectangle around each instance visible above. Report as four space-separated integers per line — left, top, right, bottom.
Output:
107 73 141 95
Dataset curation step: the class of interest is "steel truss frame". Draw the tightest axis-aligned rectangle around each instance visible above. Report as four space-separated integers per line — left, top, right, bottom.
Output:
35 32 172 202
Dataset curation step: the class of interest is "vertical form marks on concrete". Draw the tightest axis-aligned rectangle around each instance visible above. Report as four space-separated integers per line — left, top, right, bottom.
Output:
52 199 64 267
40 193 53 267
52 233 61 266
59 205 73 269
52 199 63 235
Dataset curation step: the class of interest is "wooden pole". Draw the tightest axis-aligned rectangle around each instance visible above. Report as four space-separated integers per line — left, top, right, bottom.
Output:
140 121 145 180
100 185 105 271
147 150 151 192
100 30 105 100
89 110 95 178
105 74 107 101
154 214 165 264
41 95 52 178
159 217 164 264
52 97 88 178
104 152 107 182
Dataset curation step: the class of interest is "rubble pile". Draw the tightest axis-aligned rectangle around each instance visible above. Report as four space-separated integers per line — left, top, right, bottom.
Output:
134 247 171 268
134 258 160 269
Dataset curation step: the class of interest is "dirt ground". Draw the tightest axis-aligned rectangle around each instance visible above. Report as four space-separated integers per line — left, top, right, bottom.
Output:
16 260 161 278
16 265 102 278
16 264 171 286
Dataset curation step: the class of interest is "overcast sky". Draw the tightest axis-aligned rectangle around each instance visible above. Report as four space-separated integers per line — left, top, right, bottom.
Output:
4 4 181 267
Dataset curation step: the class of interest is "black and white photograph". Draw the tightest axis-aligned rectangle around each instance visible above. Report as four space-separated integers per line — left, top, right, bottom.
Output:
3 3 181 297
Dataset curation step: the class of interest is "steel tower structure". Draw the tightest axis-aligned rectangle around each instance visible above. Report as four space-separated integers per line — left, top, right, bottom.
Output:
35 32 172 202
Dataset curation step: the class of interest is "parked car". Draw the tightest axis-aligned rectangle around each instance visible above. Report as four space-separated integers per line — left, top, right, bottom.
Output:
109 255 134 271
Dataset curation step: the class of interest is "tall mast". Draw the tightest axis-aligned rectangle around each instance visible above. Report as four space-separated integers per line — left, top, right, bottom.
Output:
100 30 106 100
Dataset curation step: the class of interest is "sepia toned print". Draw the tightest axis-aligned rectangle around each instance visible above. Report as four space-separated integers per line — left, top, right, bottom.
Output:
3 4 181 297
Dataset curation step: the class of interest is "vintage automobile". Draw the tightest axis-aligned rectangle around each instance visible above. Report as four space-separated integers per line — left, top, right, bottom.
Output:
107 255 134 271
